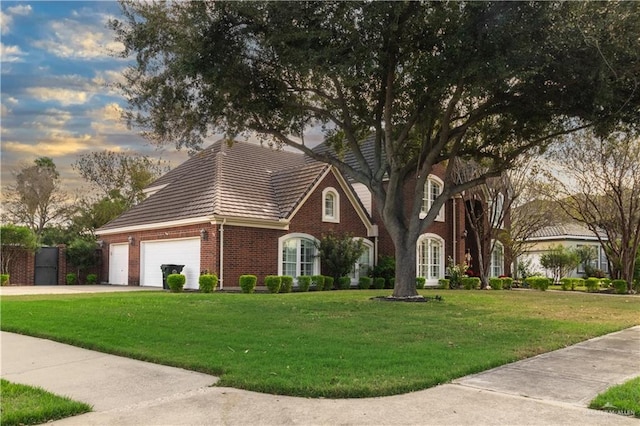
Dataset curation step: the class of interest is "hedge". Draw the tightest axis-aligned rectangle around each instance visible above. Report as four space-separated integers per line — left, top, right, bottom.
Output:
239 275 257 293
265 275 282 293
311 275 325 291
167 273 186 292
358 276 372 289
280 275 293 293
298 276 312 292
199 274 218 293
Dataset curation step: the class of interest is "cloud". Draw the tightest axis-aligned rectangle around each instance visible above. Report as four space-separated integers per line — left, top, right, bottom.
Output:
7 4 33 16
2 130 123 157
25 87 91 106
1 4 32 35
0 42 27 62
88 103 129 134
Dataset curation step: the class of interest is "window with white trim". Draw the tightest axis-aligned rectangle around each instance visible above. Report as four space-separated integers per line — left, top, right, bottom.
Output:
279 234 320 278
420 176 445 222
417 234 444 285
322 187 340 223
599 246 609 273
490 241 504 277
349 238 374 282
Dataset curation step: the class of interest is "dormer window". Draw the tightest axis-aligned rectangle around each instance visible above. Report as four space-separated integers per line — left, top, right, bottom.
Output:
420 176 445 221
322 187 340 223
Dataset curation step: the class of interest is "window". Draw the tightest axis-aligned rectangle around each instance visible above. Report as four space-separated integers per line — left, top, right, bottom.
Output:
417 234 444 285
420 176 445 221
279 234 319 278
489 193 505 229
322 187 340 223
599 246 609 273
490 241 504 277
349 239 374 283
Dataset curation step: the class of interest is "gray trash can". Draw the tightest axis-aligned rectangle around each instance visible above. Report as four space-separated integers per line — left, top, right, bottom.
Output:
160 264 185 290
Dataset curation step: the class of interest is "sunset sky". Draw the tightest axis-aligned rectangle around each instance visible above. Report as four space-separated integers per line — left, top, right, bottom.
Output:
1 1 205 198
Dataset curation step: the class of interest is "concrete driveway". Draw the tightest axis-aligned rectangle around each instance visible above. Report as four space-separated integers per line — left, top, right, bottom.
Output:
1 327 638 425
0 284 160 296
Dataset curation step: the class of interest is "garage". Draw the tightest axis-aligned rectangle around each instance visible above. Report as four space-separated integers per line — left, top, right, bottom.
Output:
140 238 201 290
109 243 129 285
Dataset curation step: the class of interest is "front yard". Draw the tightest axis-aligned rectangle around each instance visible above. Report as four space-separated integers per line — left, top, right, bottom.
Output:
1 290 638 398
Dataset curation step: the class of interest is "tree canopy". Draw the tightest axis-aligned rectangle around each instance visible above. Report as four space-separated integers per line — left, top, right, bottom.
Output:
112 1 640 297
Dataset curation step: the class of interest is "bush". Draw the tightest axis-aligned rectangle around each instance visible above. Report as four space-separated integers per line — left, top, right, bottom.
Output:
462 277 480 290
358 276 372 289
572 277 584 290
338 276 351 290
265 275 282 293
1 274 9 286
612 279 627 294
415 277 426 289
371 256 395 288
199 274 218 293
584 277 600 292
239 275 257 293
298 276 311 292
489 277 503 290
323 276 334 290
372 277 385 289
280 275 293 293
66 273 77 285
387 277 395 289
500 277 513 289
559 277 572 291
167 273 186 292
311 275 325 291
438 278 450 289
525 276 550 291
86 273 98 284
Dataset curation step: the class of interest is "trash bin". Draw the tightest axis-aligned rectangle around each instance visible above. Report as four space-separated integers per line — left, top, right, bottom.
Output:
160 264 185 290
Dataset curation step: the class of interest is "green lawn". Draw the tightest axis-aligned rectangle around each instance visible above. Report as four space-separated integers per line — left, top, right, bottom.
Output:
1 290 638 398
0 379 91 426
590 376 640 418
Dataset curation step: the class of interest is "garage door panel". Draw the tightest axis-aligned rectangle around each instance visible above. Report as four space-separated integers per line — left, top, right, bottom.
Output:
109 244 129 285
141 238 200 289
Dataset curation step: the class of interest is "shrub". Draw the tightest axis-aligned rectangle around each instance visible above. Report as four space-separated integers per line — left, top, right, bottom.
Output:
358 276 372 289
86 273 98 284
338 276 351 290
167 273 186 292
438 278 450 289
298 276 312 292
612 279 627 294
571 277 584 290
371 256 395 288
489 277 503 290
199 274 218 293
525 276 550 291
387 278 395 289
1 274 10 286
66 273 77 285
264 275 282 293
280 275 293 293
560 278 572 291
415 277 426 289
372 277 385 289
239 275 257 293
323 276 334 290
584 277 600 292
462 277 480 290
500 277 513 289
311 275 325 291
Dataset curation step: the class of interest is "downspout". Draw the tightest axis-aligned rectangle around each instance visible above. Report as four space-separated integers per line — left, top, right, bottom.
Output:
219 219 226 290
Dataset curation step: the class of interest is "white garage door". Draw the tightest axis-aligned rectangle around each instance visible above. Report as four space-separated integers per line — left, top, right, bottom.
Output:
140 238 201 290
109 243 129 285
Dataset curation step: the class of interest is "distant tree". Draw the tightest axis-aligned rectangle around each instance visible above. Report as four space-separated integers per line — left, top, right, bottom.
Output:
316 233 365 283
65 238 100 284
112 1 640 298
544 128 640 290
574 245 598 277
70 195 129 236
0 224 39 275
540 245 579 283
2 157 71 235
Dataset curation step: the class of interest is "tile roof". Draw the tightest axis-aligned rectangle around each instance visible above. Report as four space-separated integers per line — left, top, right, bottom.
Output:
527 223 607 240
97 140 329 231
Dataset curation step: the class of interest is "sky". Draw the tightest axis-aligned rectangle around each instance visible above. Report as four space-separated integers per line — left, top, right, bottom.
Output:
0 1 206 198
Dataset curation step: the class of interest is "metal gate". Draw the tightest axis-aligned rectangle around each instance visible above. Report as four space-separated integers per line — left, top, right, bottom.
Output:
34 247 58 285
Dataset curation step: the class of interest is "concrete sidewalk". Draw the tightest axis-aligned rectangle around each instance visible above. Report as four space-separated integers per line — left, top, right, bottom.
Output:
1 327 639 425
0 285 160 296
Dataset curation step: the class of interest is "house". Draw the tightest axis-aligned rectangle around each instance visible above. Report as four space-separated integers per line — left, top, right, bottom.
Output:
97 139 505 289
517 223 609 279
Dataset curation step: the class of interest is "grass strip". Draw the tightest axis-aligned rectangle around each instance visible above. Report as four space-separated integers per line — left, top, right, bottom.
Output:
1 379 92 426
1 290 638 398
589 376 640 418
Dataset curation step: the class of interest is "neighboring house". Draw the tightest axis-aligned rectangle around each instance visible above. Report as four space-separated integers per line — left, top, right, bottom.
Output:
517 223 609 279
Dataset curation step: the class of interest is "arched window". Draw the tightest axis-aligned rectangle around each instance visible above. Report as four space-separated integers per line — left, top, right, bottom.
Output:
417 233 445 286
421 176 445 221
490 240 504 277
349 238 374 283
322 187 340 223
278 233 320 278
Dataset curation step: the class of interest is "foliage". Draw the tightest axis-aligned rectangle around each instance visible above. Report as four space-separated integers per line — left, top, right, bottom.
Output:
575 246 598 277
65 273 77 286
338 276 351 290
315 233 365 282
372 277 385 290
323 276 334 291
167 274 186 292
612 280 628 295
462 277 480 290
446 257 468 289
239 275 257 294
589 376 640 419
584 277 601 293
560 278 573 291
489 278 503 290
539 245 579 283
311 275 325 291
0 225 39 275
438 279 450 290
280 276 293 293
86 274 98 285
358 277 372 290
297 276 312 292
1 379 91 426
1 274 10 286
415 277 426 290
371 256 395 288
265 275 282 294
65 238 98 282
199 274 218 293
500 277 513 290
525 276 551 291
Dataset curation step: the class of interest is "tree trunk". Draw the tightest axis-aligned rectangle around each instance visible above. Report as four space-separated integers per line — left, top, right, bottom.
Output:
392 235 419 298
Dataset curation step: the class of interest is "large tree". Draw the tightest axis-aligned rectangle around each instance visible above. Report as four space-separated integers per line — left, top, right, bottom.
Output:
111 1 640 298
544 128 640 291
